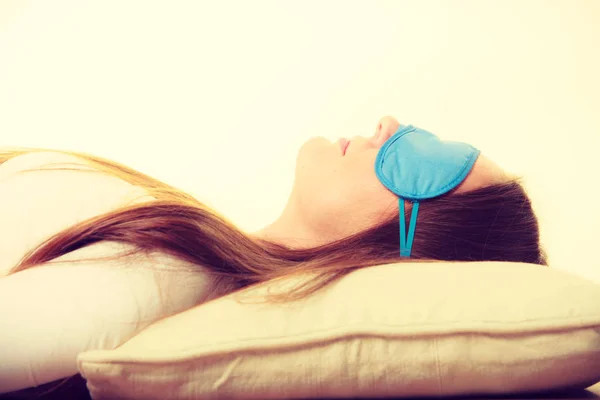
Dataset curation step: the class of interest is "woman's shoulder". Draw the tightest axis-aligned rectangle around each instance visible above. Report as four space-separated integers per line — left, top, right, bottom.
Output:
0 150 156 276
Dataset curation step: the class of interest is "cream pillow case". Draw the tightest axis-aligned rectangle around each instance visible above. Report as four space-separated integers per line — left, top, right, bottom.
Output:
77 261 600 399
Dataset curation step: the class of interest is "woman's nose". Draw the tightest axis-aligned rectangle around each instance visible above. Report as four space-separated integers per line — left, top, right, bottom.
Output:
375 116 400 142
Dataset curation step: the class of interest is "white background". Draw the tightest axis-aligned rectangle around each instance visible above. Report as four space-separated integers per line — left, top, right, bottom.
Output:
0 1 598 281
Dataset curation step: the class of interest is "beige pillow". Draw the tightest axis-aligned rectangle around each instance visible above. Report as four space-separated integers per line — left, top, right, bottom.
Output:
77 261 600 399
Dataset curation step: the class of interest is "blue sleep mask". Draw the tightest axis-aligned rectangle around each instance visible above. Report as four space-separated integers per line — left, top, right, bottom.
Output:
374 124 480 257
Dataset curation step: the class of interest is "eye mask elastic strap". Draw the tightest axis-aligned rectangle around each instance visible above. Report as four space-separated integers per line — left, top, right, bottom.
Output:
399 198 419 257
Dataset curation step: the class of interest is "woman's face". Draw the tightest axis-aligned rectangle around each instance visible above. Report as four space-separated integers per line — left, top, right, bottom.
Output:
292 116 507 241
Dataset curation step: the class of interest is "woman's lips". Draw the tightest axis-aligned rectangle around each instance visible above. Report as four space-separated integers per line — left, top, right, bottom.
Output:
338 138 350 155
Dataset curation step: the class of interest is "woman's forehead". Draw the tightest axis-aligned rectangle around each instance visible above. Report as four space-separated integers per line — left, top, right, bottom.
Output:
455 154 508 194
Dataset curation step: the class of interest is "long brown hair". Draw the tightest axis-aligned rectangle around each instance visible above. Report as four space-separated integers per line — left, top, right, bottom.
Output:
3 147 547 303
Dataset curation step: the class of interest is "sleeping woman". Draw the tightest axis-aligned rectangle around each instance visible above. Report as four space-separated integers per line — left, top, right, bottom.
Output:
0 116 547 396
